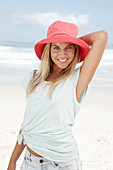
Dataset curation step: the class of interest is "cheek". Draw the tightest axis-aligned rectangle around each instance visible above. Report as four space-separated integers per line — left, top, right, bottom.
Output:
68 51 75 59
68 49 75 55
51 52 58 60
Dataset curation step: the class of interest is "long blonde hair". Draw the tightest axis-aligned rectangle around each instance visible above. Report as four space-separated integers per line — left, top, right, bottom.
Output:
26 43 79 99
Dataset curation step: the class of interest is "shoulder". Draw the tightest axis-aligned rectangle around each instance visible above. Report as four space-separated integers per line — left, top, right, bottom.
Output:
69 62 83 86
72 62 83 78
20 64 40 90
74 62 83 70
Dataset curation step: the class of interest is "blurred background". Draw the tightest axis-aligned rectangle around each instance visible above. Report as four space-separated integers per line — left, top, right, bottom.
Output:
0 0 113 89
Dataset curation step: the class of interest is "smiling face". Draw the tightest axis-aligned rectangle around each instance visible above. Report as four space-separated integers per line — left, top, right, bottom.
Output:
50 42 76 73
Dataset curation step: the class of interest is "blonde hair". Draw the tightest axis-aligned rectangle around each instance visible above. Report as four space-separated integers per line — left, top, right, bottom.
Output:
26 43 79 99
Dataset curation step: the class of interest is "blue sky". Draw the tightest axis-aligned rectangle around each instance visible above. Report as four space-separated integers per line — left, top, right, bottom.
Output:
0 0 112 44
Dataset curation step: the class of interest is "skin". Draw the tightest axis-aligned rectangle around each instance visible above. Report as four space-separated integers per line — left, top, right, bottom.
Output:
7 30 108 170
76 30 108 101
51 42 76 72
7 130 25 170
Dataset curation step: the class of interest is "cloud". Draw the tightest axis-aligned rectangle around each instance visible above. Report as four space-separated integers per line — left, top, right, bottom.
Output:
11 12 90 27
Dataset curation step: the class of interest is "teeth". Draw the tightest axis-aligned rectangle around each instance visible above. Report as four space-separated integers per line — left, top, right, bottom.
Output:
58 59 67 62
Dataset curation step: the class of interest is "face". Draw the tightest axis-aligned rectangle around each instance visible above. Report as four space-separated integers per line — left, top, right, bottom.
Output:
50 42 76 73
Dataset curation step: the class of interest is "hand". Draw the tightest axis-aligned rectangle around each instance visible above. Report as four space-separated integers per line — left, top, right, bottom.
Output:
7 162 16 170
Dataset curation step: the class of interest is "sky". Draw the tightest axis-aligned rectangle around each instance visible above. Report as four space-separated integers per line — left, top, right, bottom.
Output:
0 0 113 45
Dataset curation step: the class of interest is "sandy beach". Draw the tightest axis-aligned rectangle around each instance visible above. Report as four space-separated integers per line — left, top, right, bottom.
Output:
0 84 113 170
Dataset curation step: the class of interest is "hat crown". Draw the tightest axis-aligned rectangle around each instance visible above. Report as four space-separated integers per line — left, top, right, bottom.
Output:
47 21 78 38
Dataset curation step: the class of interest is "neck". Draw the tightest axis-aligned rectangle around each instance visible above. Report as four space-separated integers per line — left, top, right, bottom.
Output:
52 65 62 75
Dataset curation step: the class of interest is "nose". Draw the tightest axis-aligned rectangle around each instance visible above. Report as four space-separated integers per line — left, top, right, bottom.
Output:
59 50 65 58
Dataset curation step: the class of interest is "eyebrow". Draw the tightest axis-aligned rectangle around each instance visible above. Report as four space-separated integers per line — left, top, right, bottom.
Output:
52 44 59 46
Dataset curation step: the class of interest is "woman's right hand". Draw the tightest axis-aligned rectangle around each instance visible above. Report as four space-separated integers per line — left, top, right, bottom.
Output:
7 161 16 170
7 135 25 170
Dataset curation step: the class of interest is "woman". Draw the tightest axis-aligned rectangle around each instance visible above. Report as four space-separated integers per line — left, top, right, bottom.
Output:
7 21 108 170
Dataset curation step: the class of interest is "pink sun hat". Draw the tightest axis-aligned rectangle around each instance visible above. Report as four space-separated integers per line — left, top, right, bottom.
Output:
34 21 90 62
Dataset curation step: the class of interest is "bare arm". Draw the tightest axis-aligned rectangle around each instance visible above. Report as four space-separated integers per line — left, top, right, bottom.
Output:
7 130 25 170
76 30 108 101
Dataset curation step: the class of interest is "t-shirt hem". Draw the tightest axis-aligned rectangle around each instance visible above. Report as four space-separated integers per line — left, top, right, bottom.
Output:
26 144 79 163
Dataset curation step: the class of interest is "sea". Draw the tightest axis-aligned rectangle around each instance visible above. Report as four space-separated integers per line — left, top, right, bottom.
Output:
0 41 113 91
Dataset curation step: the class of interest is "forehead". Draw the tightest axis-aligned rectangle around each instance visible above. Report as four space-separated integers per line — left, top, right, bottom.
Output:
51 42 75 46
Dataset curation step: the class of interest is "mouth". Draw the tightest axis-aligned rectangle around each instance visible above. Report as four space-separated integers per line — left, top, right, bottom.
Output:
57 58 68 63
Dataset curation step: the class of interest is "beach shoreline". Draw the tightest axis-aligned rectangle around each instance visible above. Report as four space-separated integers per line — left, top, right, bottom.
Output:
0 84 113 170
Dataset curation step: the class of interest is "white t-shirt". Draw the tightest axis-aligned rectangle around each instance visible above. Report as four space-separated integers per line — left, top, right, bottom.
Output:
34 80 50 96
17 62 88 162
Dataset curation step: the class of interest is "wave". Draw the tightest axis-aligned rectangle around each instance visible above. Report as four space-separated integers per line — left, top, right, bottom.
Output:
0 45 113 65
0 45 113 87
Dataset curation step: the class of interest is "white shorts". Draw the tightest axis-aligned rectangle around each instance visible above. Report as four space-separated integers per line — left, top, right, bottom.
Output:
20 148 82 170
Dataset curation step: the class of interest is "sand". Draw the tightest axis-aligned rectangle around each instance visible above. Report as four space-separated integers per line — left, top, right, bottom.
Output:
0 85 113 170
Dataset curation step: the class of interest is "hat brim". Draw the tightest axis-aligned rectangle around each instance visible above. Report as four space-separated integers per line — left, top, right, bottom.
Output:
34 35 90 62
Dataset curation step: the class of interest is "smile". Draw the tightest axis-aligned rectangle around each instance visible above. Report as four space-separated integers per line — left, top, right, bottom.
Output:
58 59 68 63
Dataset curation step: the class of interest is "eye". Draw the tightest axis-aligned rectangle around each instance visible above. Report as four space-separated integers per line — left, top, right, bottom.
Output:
66 46 72 49
53 46 59 50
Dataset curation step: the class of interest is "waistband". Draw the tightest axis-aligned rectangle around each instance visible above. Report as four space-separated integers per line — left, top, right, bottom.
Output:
25 147 79 163
24 148 60 167
25 148 49 162
23 147 82 169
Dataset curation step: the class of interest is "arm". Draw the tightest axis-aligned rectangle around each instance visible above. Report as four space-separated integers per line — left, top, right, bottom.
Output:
7 130 25 170
76 30 108 101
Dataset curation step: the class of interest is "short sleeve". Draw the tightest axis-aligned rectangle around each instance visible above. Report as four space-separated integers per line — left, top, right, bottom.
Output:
20 71 34 91
73 65 88 114
20 64 40 91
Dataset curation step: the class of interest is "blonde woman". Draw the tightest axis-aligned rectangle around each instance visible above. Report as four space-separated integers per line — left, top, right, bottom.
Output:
7 21 108 170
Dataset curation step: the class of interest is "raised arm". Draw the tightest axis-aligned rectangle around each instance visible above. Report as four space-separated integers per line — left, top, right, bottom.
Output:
76 30 108 101
7 130 25 170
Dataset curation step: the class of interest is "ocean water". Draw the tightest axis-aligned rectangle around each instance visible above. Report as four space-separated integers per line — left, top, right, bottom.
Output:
0 43 113 91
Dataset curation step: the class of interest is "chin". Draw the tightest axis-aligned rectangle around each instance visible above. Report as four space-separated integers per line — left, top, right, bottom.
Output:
56 64 66 69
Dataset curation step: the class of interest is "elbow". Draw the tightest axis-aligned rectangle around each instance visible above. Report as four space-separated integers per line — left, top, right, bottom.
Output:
100 30 108 41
